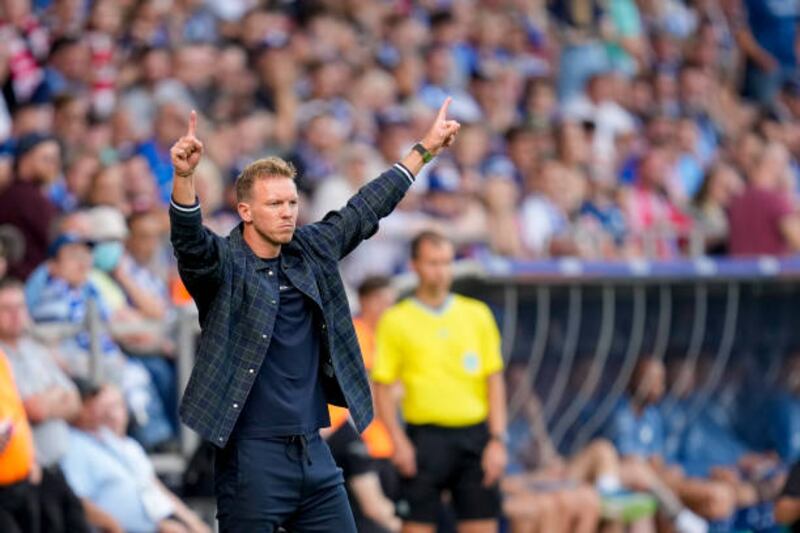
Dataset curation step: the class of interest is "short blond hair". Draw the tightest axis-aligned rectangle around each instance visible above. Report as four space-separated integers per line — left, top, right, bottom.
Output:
235 156 297 202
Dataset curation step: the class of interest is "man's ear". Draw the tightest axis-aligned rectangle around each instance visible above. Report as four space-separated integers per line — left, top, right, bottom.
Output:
237 201 252 223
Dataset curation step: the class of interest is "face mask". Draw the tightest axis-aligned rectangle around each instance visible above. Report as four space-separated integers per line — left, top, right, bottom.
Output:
93 241 123 272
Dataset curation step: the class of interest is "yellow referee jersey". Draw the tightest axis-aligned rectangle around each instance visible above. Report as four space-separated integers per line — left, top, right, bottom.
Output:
372 294 503 427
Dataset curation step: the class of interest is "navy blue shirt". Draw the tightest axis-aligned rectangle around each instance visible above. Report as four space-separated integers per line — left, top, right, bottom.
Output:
745 0 800 68
234 256 330 438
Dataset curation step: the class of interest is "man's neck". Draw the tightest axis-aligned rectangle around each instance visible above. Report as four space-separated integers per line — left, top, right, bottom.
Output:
414 288 449 310
243 226 281 259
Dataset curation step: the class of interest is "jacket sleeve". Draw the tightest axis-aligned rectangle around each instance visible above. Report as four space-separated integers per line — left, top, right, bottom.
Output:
297 164 415 260
169 198 227 301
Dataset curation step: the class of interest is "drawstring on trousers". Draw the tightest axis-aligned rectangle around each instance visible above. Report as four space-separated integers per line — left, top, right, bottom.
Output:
284 435 312 466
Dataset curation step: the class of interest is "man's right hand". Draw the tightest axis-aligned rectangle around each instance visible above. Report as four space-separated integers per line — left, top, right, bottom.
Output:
170 110 204 178
392 433 417 478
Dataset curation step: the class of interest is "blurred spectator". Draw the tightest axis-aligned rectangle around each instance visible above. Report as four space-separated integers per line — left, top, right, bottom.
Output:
118 210 170 321
564 71 637 177
87 163 129 214
0 225 25 280
483 157 525 258
60 382 210 533
728 142 800 256
604 357 738 523
137 99 191 205
763 354 800 464
549 0 612 102
732 0 800 105
520 160 588 258
288 112 347 195
0 0 51 112
776 460 800 530
25 232 174 450
0 133 61 279
623 148 692 259
423 162 488 250
0 278 92 533
0 278 79 465
690 163 743 255
0 346 38 533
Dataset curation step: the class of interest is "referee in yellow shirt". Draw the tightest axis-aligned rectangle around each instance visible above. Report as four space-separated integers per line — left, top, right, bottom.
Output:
373 231 507 533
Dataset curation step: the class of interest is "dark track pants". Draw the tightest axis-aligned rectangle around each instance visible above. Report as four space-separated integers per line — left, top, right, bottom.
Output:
214 432 357 533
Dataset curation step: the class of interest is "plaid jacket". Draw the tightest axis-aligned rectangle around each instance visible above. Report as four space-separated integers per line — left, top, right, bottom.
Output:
170 164 415 447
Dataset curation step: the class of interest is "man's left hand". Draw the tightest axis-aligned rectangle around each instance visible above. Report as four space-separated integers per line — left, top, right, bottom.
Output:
481 439 507 487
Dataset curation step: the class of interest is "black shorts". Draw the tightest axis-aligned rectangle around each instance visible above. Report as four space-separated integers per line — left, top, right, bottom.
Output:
399 423 501 524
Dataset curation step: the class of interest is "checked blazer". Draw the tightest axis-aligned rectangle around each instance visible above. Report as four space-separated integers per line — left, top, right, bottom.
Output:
170 164 415 447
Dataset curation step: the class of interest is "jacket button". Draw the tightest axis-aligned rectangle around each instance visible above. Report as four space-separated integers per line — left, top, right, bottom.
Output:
262 334 267 339
218 437 224 442
233 403 239 409
248 368 255 374
321 323 327 330
271 299 277 305
268 270 273 276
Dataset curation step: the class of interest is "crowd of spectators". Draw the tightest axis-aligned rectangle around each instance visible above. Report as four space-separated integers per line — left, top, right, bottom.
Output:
0 0 799 293
2 0 800 531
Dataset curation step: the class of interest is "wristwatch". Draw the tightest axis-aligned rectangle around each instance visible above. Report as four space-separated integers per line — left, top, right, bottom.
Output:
489 432 509 445
412 142 434 163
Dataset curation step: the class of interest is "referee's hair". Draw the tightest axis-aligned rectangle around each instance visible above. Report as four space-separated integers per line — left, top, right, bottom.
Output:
410 230 450 260
357 275 391 299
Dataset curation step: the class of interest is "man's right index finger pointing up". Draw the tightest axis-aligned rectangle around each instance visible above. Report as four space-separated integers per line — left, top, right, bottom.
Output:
188 110 197 138
437 96 452 122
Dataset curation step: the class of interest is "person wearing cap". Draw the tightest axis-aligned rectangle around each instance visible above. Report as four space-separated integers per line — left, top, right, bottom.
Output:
422 162 488 249
0 133 62 279
168 99 459 532
26 230 175 450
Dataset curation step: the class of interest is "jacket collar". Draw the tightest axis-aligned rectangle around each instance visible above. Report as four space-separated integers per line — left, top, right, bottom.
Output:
228 222 302 271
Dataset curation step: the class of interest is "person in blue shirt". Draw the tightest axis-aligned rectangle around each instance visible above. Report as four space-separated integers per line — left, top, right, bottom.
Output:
60 382 209 533
605 356 738 525
732 0 800 104
763 354 800 464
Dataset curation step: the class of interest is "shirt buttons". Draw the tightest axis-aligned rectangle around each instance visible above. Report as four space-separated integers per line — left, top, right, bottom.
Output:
268 270 273 276
218 437 224 442
233 403 239 409
321 323 327 330
262 334 267 339
271 299 277 305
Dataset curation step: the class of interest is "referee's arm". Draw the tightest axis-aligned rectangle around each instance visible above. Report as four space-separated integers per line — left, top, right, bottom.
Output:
374 380 417 478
